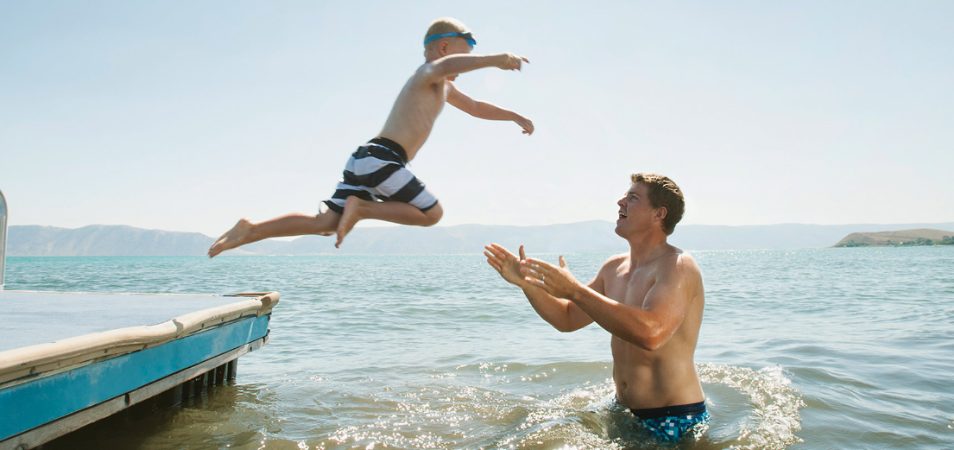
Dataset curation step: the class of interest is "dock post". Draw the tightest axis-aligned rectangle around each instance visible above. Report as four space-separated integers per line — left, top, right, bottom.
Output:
214 363 226 385
193 374 205 398
171 383 184 405
226 359 237 380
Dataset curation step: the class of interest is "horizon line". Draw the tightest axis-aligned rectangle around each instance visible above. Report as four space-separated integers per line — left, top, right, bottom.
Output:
9 220 954 236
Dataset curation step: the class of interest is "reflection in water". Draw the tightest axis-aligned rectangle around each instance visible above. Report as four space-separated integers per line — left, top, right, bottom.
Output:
45 383 284 449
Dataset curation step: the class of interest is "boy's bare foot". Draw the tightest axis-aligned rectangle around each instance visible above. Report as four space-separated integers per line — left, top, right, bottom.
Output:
335 196 366 248
208 219 254 258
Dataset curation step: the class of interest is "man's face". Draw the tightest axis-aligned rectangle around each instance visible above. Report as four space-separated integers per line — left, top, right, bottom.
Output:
615 182 659 237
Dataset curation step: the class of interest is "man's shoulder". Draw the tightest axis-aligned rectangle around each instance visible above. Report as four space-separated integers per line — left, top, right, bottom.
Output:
603 252 628 266
672 247 698 267
599 253 628 273
665 249 702 281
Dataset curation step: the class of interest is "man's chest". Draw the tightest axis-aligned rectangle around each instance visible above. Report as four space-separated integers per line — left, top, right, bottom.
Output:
605 269 656 307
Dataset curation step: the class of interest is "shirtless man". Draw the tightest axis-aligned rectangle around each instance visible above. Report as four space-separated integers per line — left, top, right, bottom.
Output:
208 17 532 257
484 173 709 443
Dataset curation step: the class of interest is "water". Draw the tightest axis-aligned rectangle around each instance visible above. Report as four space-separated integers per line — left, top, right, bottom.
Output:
5 247 954 449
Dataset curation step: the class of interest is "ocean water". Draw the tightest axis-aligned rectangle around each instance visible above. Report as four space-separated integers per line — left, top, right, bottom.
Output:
5 246 954 449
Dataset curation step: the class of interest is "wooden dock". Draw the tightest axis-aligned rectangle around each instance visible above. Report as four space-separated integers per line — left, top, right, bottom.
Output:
0 290 279 449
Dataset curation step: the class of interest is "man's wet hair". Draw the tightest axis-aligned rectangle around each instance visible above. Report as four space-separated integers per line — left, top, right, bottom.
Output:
631 173 685 235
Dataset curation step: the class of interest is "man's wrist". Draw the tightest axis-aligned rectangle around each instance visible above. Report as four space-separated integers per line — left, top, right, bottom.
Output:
567 284 587 303
568 290 580 303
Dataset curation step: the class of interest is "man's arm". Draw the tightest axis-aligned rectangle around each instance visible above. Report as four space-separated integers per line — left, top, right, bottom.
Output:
521 255 696 350
447 84 534 135
422 53 528 83
485 244 593 331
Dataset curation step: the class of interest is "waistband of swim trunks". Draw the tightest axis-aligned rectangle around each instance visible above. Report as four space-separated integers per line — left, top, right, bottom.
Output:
368 137 408 164
631 400 707 419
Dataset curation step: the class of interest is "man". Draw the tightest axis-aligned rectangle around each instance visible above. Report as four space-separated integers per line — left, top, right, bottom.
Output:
484 172 708 443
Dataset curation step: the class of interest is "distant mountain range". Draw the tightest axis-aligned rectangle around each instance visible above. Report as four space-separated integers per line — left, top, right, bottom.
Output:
6 221 954 256
7 225 212 256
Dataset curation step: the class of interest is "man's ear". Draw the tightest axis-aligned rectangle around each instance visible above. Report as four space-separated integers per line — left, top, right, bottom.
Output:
655 206 669 223
439 41 449 56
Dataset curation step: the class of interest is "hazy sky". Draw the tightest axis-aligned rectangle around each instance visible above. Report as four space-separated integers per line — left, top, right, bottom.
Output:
3 1 952 237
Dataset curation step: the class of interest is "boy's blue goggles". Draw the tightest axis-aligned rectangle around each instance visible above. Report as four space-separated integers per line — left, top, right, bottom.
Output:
423 32 476 48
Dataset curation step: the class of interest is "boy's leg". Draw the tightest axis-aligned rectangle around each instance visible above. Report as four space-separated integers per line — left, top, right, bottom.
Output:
335 197 442 248
208 211 341 257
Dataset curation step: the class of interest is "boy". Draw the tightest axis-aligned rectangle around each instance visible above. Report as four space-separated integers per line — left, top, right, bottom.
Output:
208 17 533 257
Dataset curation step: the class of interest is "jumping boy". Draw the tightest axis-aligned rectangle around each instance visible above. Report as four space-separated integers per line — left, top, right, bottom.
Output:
208 17 533 257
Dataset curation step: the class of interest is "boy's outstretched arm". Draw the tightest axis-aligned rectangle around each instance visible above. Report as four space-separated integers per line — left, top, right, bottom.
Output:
447 83 534 135
424 53 528 82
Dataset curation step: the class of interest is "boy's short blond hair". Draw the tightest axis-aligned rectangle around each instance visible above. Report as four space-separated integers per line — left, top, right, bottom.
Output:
424 17 470 44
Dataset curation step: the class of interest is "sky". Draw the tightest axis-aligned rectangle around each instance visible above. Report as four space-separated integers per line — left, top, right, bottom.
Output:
2 1 953 237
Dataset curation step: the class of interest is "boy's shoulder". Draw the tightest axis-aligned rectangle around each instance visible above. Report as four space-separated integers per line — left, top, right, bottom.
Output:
414 60 442 77
404 62 436 86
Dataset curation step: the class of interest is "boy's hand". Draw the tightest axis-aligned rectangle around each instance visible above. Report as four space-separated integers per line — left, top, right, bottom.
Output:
497 53 529 71
514 115 534 135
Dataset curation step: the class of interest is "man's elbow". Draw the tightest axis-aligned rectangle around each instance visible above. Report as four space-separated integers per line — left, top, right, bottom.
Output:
553 319 588 333
640 336 666 352
544 317 577 333
628 327 668 351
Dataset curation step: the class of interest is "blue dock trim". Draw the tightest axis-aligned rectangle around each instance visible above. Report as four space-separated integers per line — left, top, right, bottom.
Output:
0 314 270 441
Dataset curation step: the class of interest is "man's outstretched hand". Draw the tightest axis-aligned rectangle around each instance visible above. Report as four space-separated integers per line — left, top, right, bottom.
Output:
484 243 529 288
520 255 583 300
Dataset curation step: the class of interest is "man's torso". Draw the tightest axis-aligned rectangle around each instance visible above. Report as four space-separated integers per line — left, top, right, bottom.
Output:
601 250 705 409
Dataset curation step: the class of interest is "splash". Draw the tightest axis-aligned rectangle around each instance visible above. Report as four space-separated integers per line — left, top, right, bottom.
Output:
493 382 625 449
499 363 805 449
305 362 804 449
698 363 805 449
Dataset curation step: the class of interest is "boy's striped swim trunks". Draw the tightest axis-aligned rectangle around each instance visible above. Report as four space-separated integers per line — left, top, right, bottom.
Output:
323 137 438 214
